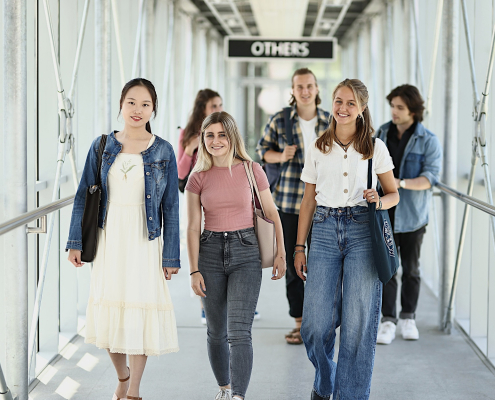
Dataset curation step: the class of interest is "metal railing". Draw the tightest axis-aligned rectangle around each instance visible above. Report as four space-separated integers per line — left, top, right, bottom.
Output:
0 363 13 400
436 182 495 218
0 196 74 400
0 196 74 237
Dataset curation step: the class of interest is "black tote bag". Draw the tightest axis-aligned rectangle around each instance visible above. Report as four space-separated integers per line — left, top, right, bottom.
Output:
367 156 399 284
81 134 107 262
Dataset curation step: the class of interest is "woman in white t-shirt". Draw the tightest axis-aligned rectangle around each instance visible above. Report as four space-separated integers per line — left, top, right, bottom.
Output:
294 79 399 400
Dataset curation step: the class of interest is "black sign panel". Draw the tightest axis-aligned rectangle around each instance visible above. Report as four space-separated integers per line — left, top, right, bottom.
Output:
225 37 336 62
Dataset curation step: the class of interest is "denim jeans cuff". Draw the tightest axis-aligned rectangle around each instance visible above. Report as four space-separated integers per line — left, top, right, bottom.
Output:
381 316 398 324
399 312 416 320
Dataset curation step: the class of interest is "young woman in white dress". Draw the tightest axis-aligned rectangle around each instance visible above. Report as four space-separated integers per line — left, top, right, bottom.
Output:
67 78 180 400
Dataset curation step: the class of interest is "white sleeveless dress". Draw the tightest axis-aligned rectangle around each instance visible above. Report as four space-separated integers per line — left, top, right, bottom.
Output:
85 136 179 356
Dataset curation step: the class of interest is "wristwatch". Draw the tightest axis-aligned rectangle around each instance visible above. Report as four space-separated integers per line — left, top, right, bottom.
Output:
399 179 406 189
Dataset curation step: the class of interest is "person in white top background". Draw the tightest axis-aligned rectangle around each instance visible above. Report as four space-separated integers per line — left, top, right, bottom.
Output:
294 79 400 400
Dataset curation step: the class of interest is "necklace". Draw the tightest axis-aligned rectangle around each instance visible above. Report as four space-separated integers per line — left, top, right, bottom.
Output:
334 133 354 152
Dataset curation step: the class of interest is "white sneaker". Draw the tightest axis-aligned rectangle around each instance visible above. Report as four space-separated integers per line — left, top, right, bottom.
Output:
376 321 396 344
400 318 419 340
215 388 232 400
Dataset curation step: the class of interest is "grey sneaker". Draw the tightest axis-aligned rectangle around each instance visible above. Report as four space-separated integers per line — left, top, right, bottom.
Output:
215 388 232 400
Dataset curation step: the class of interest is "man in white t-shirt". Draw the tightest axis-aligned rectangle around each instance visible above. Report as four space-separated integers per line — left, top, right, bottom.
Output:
257 68 330 344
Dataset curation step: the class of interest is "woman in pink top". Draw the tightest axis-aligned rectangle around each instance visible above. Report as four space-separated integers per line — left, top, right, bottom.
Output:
177 89 223 190
185 112 286 400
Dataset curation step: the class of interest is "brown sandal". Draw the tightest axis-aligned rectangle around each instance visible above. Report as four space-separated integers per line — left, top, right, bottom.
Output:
285 327 300 339
126 397 142 400
112 367 130 400
285 328 303 345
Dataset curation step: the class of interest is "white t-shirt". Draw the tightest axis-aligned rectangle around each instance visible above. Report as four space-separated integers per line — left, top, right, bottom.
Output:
301 138 394 208
299 116 318 150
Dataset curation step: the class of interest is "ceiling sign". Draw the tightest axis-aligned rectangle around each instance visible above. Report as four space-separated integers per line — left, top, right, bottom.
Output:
225 37 337 62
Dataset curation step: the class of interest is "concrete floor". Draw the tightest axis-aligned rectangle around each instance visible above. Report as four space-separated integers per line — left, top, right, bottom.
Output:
28 261 495 400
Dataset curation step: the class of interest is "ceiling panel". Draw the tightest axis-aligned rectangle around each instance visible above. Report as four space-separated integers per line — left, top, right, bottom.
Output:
249 0 310 37
189 0 371 40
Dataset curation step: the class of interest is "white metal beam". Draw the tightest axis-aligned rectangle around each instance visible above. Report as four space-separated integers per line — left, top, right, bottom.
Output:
203 0 234 35
226 0 251 36
328 0 352 37
311 0 329 37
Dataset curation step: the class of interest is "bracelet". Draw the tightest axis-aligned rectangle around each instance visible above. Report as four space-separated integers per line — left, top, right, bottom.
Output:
190 270 201 276
293 249 305 258
294 244 306 249
377 198 383 210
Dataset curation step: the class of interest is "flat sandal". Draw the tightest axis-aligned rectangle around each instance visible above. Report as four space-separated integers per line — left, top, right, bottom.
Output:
126 396 142 400
112 367 130 400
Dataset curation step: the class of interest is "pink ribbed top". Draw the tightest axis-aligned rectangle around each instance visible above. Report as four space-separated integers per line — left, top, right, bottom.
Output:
186 162 270 232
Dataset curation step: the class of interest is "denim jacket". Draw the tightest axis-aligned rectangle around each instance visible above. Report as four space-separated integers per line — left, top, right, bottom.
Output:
376 121 443 233
66 131 180 268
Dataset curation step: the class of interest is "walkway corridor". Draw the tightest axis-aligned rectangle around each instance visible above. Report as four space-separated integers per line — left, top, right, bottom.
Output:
29 264 495 400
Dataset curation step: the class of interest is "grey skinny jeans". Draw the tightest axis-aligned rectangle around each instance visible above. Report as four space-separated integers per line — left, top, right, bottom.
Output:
199 228 262 399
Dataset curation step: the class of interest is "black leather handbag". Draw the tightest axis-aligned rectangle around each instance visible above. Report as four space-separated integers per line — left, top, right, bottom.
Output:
81 135 107 262
367 154 399 284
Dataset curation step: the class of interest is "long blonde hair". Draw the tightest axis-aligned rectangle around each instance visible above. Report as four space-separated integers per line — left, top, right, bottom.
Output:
316 78 375 160
192 111 252 173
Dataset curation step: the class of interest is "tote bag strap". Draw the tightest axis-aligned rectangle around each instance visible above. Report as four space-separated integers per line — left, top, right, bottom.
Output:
243 161 258 227
367 157 373 190
367 137 377 190
248 161 267 217
96 134 107 186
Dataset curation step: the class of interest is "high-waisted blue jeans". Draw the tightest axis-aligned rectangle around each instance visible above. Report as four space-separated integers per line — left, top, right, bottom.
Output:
300 206 382 400
199 228 262 399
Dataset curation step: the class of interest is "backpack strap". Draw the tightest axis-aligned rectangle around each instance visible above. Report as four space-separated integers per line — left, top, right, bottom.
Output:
283 107 293 145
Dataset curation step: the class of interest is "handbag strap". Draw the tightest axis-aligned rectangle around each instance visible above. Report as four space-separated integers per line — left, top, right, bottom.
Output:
367 138 376 190
96 135 107 186
243 161 258 227
248 161 267 216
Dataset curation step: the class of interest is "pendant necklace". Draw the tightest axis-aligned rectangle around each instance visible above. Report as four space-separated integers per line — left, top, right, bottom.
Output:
334 133 353 152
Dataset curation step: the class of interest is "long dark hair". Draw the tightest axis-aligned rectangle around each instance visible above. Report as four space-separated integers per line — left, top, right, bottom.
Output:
316 78 374 160
182 89 221 149
119 78 158 133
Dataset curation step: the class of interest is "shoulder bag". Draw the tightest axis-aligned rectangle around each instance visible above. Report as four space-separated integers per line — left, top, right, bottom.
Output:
81 134 107 263
367 152 399 284
243 161 277 268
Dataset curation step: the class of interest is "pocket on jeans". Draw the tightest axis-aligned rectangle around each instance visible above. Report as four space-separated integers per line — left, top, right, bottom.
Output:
351 211 369 224
313 209 326 223
238 232 258 247
200 231 212 243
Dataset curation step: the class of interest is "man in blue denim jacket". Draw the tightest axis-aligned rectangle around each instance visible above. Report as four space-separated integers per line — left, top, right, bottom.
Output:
66 131 180 270
375 85 442 344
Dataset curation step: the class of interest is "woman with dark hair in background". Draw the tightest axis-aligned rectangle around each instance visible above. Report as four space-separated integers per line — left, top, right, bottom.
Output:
67 78 180 400
177 89 223 191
